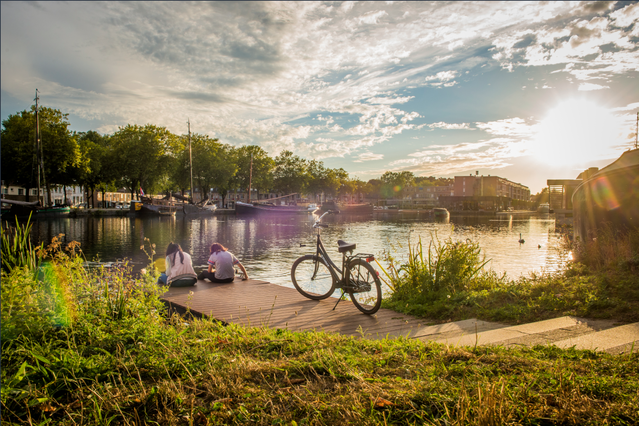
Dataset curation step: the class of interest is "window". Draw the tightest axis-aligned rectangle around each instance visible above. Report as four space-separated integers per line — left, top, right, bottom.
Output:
2 188 7 194
32 189 38 195
18 188 24 195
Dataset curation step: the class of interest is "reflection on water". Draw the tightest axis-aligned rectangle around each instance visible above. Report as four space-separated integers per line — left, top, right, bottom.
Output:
29 213 570 288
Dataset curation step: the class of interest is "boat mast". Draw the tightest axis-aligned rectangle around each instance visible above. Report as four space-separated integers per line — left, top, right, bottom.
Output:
188 119 194 204
635 112 638 149
34 89 46 206
248 153 253 203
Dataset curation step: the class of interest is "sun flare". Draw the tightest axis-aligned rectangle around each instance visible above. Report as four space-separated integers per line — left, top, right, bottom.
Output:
531 100 626 167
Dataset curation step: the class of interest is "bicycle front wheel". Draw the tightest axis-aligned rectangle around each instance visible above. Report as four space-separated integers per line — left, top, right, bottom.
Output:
347 259 382 314
291 255 336 300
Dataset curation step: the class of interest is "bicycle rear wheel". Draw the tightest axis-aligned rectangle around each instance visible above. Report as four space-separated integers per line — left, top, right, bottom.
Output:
291 255 336 300
346 259 382 314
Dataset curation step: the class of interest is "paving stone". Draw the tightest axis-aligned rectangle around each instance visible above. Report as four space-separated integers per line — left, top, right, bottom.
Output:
553 323 639 352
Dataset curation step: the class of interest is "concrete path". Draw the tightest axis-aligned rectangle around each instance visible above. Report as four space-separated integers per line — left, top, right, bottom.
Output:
161 279 639 355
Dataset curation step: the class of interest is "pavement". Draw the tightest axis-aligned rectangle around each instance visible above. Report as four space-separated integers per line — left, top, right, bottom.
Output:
419 316 639 355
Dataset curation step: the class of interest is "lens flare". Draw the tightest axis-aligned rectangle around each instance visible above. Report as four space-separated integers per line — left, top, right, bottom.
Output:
39 262 74 327
591 176 620 211
393 185 401 192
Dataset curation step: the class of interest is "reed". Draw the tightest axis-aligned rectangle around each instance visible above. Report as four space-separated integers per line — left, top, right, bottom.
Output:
379 234 494 304
574 224 639 273
1 213 43 274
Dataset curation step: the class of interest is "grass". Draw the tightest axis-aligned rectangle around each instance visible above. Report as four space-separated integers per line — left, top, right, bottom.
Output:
379 228 639 324
1 222 638 424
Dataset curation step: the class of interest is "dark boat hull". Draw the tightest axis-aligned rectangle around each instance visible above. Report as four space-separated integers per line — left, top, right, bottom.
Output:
319 202 373 214
235 201 312 215
1 199 70 219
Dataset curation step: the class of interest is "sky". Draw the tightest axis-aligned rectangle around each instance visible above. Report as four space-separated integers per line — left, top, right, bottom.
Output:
2 1 639 193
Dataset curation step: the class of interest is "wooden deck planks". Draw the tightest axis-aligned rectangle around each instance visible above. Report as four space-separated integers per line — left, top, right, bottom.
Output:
160 278 436 340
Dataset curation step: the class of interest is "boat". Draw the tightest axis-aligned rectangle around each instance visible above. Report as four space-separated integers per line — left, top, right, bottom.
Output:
235 201 314 215
1 198 71 219
572 148 639 242
133 200 177 217
433 207 450 219
537 203 550 214
319 200 374 214
307 203 318 212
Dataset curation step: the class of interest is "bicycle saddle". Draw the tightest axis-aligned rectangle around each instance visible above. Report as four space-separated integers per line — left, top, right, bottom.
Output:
337 239 356 253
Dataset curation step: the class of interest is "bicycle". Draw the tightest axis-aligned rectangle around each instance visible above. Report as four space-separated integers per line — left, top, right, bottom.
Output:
291 210 382 314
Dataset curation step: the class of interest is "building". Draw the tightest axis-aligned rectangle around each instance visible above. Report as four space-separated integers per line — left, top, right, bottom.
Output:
405 185 454 208
1 182 84 206
88 189 133 208
439 174 531 211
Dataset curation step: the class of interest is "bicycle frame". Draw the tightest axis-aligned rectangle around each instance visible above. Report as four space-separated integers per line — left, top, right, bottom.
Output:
308 211 375 292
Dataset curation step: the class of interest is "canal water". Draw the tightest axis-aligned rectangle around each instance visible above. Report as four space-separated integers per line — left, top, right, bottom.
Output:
28 212 570 290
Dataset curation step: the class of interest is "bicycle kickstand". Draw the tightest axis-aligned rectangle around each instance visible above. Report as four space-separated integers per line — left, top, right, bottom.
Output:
333 290 345 311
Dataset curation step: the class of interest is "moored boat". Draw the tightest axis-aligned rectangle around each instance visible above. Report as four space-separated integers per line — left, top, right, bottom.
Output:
537 203 550 213
433 207 450 220
319 201 373 214
235 201 313 215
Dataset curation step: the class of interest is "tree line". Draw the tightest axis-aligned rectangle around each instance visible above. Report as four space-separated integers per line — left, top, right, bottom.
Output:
1 106 452 207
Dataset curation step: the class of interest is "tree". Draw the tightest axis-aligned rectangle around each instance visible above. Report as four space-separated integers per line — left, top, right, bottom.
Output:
272 150 309 196
110 124 176 199
1 107 79 204
380 171 415 199
71 131 111 208
231 145 274 201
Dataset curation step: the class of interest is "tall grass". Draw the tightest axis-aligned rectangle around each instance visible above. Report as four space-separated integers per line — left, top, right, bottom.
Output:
574 224 639 273
1 214 43 274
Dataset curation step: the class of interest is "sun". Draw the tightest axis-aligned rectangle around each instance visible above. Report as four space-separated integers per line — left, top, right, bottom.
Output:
530 100 625 167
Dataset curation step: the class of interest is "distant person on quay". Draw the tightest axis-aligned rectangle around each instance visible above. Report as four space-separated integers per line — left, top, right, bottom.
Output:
198 243 249 283
158 242 198 287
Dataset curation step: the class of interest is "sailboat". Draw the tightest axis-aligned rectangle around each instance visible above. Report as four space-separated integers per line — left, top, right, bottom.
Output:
1 90 71 219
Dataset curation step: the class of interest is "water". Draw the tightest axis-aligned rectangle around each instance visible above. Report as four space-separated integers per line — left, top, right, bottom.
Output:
27 213 570 290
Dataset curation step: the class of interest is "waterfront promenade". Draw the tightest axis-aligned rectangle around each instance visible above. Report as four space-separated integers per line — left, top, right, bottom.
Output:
161 278 639 355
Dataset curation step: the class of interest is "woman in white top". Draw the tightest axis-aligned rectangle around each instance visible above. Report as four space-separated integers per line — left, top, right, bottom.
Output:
197 243 248 283
158 242 198 287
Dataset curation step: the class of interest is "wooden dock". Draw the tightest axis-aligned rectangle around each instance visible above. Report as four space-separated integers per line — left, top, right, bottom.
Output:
160 279 504 340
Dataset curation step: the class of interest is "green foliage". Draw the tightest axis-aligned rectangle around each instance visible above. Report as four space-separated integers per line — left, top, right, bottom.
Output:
1 214 43 274
1 106 79 195
381 234 492 304
273 150 309 195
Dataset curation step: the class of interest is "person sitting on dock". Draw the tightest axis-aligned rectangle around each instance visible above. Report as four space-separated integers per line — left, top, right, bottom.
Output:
198 243 249 283
158 242 198 287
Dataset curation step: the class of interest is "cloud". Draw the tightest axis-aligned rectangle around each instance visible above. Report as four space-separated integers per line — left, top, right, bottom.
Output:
428 122 473 130
578 82 610 91
490 4 639 80
353 151 384 162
